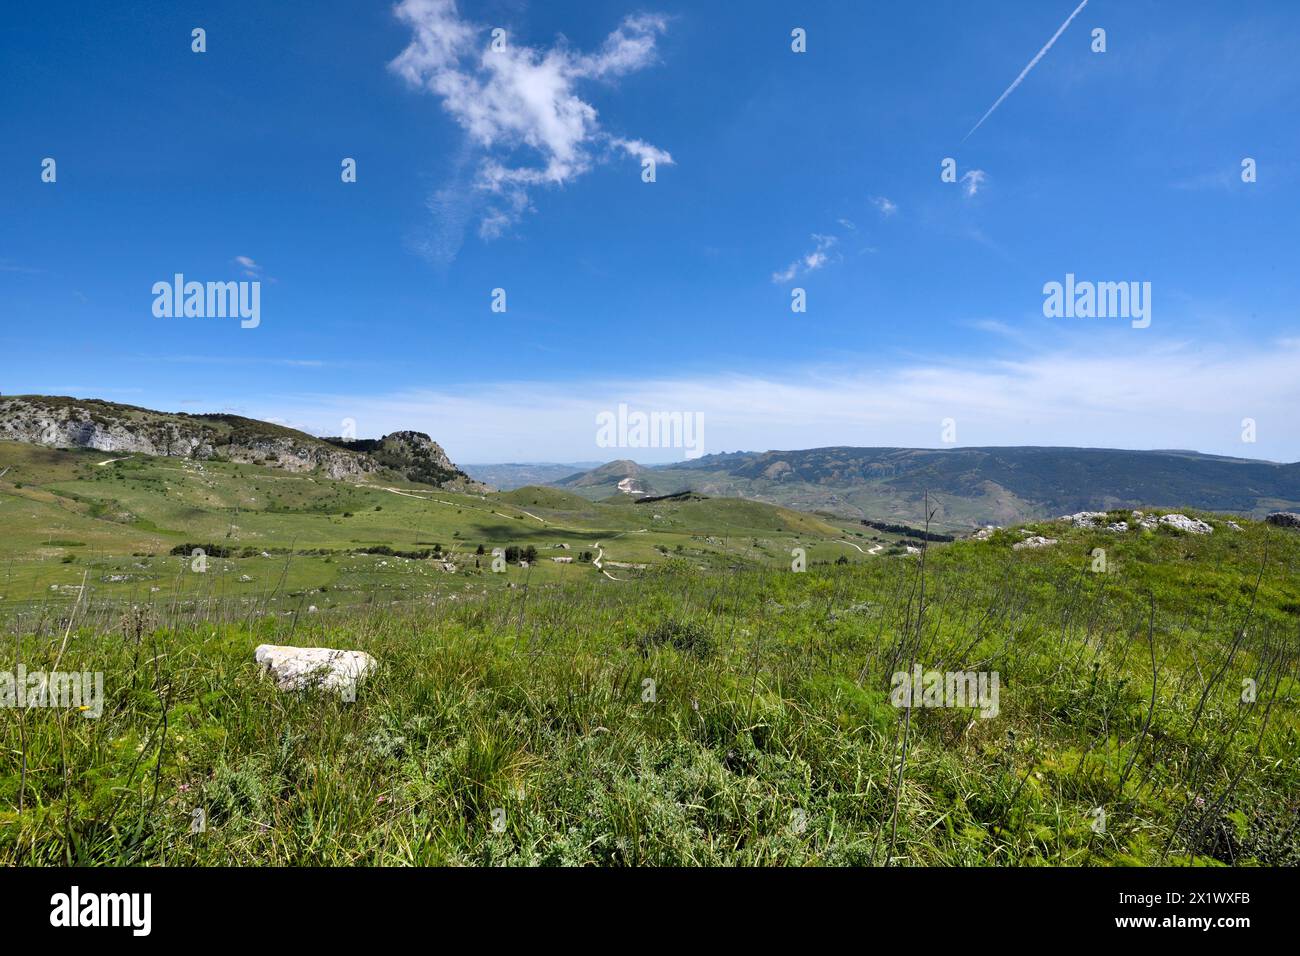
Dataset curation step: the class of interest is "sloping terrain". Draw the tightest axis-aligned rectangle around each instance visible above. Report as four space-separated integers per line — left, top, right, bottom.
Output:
0 442 889 613
2 497 1296 866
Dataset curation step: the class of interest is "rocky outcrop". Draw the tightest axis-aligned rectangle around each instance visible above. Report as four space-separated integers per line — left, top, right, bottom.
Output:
0 396 481 488
1265 512 1300 529
1059 511 1109 528
0 396 376 479
1157 514 1214 535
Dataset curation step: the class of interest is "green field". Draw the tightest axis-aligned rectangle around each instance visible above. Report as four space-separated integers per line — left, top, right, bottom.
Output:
0 441 901 619
1 441 1297 866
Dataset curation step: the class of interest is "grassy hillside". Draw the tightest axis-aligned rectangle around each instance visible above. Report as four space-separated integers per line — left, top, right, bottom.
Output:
0 442 891 618
1 505 1296 865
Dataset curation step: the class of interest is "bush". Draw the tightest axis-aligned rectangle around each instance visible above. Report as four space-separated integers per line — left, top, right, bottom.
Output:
635 619 714 659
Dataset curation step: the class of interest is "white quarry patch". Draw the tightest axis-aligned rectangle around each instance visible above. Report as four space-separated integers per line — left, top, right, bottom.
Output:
254 644 377 696
1013 536 1058 550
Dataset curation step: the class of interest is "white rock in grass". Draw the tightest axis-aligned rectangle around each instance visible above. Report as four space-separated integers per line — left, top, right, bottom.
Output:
1158 514 1213 535
1013 536 1058 551
1059 511 1108 528
254 644 376 697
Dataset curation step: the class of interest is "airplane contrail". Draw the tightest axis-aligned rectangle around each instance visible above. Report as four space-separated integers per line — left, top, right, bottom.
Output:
964 0 1090 141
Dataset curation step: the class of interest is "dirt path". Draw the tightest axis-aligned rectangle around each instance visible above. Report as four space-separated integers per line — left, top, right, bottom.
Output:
380 487 430 500
591 542 625 580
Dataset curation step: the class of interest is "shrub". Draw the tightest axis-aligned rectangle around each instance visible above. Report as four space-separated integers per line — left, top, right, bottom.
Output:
635 619 714 659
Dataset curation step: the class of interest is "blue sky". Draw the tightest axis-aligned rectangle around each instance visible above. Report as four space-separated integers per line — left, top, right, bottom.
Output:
2 0 1298 463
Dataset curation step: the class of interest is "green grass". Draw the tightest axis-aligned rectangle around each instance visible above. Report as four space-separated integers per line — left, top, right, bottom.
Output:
0 441 892 616
1 494 1296 865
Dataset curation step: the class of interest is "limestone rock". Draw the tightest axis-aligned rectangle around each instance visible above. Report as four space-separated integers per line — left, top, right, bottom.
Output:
254 644 376 696
1158 514 1213 535
1059 512 1109 528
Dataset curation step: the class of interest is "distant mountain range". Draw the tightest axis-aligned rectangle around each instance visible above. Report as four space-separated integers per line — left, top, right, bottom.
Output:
0 395 485 492
543 447 1300 531
7 397 1297 532
462 461 604 490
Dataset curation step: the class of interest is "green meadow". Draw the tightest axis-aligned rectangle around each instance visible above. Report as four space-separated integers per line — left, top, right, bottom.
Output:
0 440 1297 865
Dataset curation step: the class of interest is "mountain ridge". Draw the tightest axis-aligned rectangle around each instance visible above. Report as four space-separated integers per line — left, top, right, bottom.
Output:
546 445 1300 529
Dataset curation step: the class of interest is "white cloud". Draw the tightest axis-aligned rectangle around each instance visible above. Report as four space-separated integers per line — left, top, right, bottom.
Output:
771 234 838 283
389 0 672 242
871 196 898 217
242 338 1300 463
233 255 262 278
960 169 987 197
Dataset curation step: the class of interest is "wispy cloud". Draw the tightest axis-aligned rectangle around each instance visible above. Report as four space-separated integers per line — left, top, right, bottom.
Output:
964 0 1089 140
246 338 1300 463
233 255 262 278
960 169 987 197
771 234 838 283
871 196 898 217
389 0 672 245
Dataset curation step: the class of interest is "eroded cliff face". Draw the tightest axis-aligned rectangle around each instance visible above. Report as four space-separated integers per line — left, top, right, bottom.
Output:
0 397 378 480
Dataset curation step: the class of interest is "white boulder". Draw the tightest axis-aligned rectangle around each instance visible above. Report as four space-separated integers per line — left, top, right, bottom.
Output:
1013 536 1058 551
1059 512 1109 528
1158 514 1213 535
254 644 376 697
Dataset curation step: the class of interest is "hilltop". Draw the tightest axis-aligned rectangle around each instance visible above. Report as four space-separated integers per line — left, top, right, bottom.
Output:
0 395 484 492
